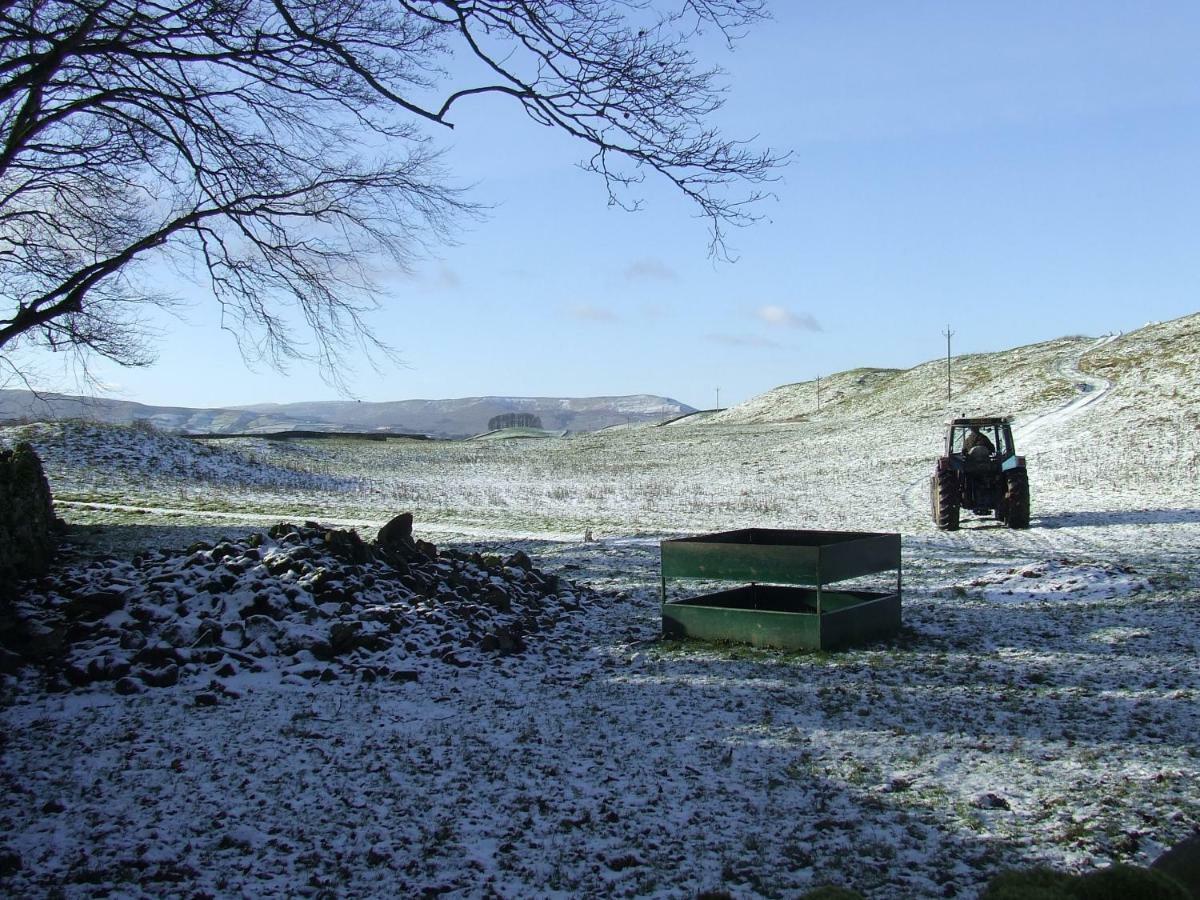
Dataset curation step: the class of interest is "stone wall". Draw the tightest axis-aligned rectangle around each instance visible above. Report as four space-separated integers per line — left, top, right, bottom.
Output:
0 443 58 592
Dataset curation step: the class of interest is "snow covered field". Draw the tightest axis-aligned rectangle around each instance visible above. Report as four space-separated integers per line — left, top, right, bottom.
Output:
2 316 1198 897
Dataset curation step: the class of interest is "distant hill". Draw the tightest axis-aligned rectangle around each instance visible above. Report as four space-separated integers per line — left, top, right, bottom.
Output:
0 391 694 438
232 395 690 437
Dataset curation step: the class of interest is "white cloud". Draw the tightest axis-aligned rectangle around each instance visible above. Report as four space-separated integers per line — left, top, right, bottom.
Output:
706 334 783 349
756 305 822 331
623 258 678 282
570 304 620 323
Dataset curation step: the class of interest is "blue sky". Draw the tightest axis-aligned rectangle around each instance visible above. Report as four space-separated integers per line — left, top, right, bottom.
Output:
21 2 1200 410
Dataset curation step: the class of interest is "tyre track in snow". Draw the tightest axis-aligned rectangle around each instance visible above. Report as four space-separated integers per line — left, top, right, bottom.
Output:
1011 334 1116 446
899 336 1117 554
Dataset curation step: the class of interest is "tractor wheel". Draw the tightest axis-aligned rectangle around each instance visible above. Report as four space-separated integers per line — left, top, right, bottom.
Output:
932 469 960 531
1004 470 1030 529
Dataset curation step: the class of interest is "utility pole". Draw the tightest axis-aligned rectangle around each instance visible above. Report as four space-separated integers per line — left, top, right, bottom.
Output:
715 387 720 410
942 325 954 403
815 374 821 411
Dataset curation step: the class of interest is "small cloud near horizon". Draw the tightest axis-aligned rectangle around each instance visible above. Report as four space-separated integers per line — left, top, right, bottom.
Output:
706 334 783 349
639 300 672 319
623 258 677 282
570 304 620 323
389 264 463 290
756 305 822 331
435 266 462 290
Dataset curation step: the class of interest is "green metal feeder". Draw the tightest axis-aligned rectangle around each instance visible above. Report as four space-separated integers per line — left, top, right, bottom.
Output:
660 528 901 651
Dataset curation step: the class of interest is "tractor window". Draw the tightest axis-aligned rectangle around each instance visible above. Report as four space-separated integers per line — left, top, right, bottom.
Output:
951 424 1008 456
994 428 1011 457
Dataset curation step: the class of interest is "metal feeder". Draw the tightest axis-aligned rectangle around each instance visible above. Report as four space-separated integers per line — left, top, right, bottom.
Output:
660 528 901 651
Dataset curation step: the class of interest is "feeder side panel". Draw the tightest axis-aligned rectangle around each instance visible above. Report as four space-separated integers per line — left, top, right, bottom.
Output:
661 539 822 584
820 533 901 583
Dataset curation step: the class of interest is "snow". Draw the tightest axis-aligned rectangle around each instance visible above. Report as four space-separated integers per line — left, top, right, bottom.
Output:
1 314 1199 897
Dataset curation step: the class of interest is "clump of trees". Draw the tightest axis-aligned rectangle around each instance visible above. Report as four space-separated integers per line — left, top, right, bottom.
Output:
488 413 543 431
0 0 781 385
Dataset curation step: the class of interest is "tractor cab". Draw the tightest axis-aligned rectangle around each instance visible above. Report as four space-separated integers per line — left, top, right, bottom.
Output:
946 418 1016 467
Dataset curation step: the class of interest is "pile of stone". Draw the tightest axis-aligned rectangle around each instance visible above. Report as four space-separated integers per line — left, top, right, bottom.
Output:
2 514 593 693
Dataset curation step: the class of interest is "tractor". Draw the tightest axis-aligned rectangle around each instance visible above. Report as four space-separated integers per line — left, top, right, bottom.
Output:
930 417 1030 530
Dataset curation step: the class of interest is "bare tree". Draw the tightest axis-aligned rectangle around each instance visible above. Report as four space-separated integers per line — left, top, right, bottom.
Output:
0 0 781 384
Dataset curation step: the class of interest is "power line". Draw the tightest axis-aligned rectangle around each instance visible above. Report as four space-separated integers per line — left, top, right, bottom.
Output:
942 325 954 403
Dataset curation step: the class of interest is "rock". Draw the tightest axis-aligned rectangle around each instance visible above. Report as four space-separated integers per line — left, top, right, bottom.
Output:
377 512 414 548
0 847 22 876
134 645 179 667
194 692 219 707
210 680 241 699
66 589 126 619
506 551 533 571
0 646 24 674
18 624 65 657
220 624 245 649
323 528 371 564
485 625 525 653
211 543 236 562
244 592 290 620
137 664 179 688
0 443 58 594
477 588 511 619
96 655 132 681
329 621 362 655
1152 832 1200 899
114 676 144 695
971 792 1011 810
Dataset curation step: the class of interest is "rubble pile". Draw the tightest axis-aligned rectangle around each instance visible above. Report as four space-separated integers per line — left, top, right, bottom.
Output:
3 514 593 692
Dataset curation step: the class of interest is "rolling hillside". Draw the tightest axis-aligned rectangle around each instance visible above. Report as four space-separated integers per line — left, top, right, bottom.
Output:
233 394 692 436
